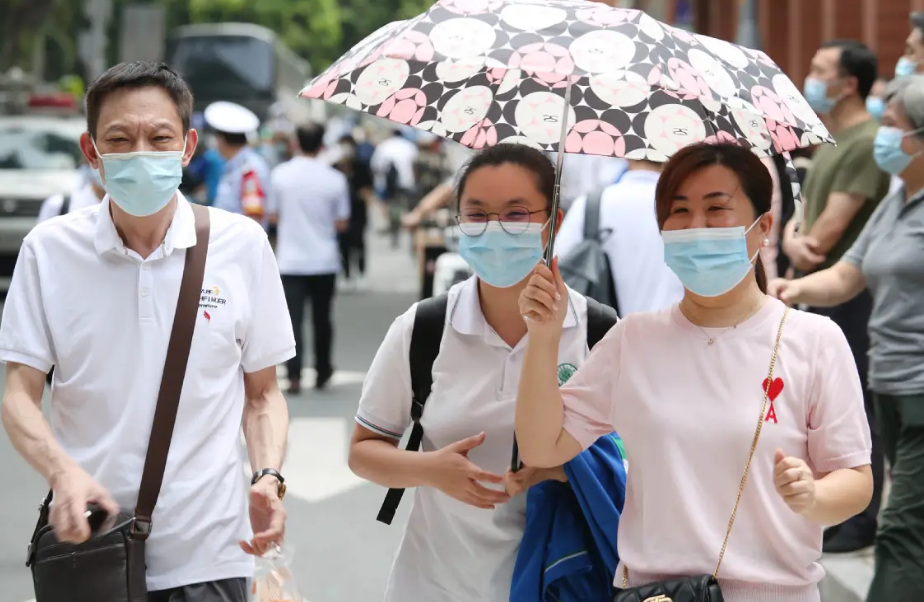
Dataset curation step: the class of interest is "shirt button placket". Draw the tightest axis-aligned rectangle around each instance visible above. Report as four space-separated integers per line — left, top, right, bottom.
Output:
139 262 154 321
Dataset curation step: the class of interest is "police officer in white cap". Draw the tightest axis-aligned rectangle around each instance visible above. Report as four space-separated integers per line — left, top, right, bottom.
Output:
205 101 271 221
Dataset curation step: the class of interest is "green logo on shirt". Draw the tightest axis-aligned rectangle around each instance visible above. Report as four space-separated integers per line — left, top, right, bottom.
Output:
557 363 577 386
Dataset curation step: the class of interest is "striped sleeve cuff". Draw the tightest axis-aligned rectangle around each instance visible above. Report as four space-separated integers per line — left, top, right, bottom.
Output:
355 412 405 440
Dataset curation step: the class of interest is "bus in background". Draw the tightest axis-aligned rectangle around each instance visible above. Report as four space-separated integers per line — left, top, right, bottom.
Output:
166 23 323 123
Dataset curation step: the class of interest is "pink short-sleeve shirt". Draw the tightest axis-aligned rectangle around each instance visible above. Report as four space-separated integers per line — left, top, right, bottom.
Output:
561 297 871 602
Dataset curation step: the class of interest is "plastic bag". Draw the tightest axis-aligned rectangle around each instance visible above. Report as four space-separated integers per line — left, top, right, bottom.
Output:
251 545 304 602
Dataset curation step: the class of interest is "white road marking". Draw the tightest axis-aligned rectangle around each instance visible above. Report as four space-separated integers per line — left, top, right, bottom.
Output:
244 417 366 503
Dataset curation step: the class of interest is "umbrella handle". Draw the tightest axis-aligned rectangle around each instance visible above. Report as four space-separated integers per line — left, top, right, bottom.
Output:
520 81 574 473
543 79 574 266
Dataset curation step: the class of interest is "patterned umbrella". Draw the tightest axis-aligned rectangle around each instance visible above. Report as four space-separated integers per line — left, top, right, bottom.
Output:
300 0 831 161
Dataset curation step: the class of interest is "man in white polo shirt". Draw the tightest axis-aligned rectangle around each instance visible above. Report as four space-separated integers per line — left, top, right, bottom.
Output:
269 123 350 393
0 61 295 602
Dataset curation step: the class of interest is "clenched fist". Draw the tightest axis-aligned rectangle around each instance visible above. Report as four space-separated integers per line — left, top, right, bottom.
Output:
773 448 816 514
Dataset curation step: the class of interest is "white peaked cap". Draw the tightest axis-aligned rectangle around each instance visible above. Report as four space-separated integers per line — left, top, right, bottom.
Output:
203 101 260 134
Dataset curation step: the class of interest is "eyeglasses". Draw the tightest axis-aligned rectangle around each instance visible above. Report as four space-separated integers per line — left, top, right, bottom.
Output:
455 206 549 236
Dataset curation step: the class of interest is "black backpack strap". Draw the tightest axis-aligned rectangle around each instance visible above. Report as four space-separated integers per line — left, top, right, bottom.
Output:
377 293 449 525
585 297 618 350
583 186 605 242
59 195 71 216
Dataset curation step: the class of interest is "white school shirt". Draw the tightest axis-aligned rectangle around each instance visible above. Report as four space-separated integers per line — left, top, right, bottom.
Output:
269 155 351 276
356 277 595 602
37 183 102 224
555 170 684 315
0 195 296 591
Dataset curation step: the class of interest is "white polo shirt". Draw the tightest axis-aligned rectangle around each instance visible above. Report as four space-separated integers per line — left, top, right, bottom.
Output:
269 155 350 276
0 195 295 591
356 277 596 602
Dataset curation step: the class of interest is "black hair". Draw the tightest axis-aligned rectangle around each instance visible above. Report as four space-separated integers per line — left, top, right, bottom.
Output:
456 143 556 208
85 61 193 140
820 40 879 99
296 124 325 154
912 12 924 38
656 142 772 294
217 132 248 147
338 134 357 147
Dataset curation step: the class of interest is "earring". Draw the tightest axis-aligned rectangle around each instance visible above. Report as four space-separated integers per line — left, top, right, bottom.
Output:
763 238 771 246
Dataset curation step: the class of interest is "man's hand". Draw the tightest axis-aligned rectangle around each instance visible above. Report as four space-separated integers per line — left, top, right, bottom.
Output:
240 477 286 557
774 449 816 515
504 465 568 497
424 432 511 509
784 235 826 272
49 464 119 544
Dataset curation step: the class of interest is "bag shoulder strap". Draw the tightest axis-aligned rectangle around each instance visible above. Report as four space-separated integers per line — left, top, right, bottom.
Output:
585 297 618 350
59 195 71 216
376 293 449 525
132 204 211 539
622 307 791 586
583 186 605 242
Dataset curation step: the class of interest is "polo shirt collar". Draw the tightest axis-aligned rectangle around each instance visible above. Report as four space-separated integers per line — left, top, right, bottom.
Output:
449 276 579 337
94 192 197 257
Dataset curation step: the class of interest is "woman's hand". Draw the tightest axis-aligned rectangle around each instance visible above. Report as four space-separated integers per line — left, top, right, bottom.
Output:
774 449 816 515
767 278 803 306
504 465 568 497
520 257 568 340
424 432 511 509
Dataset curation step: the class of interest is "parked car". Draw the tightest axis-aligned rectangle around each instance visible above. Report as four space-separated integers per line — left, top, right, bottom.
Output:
0 114 85 287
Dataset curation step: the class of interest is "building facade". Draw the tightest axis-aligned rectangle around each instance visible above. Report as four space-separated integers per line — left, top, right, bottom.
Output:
626 0 923 85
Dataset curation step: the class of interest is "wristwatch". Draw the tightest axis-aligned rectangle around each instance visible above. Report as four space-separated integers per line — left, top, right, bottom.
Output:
251 468 286 499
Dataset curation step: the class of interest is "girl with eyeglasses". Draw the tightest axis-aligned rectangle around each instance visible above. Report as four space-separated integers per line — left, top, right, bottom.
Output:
348 143 617 602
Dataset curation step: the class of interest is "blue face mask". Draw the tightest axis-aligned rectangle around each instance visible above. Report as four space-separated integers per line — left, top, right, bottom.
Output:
873 126 922 176
803 77 841 115
662 218 762 298
94 139 186 217
867 97 885 121
896 57 919 78
458 221 545 288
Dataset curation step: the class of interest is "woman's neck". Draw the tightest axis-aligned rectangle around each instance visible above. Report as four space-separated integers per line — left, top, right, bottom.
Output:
903 167 924 202
679 280 767 328
478 279 530 347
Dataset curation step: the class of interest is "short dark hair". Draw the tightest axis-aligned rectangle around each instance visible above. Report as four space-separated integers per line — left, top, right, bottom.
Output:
338 134 357 147
912 12 924 37
655 142 772 294
296 124 325 154
821 40 879 99
85 61 193 140
217 132 248 147
456 144 556 208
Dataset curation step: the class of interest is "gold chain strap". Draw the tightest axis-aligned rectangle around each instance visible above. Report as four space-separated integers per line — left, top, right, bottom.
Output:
621 307 790 588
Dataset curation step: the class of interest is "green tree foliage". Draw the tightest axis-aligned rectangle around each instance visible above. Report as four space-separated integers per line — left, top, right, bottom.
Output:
1 0 436 76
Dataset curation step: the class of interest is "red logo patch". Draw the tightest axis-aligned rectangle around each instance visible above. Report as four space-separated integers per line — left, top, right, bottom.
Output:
203 310 211 322
762 377 784 423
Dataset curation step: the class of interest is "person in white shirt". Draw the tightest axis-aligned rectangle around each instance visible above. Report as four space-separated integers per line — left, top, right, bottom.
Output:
0 61 295 602
268 123 350 392
554 159 684 315
37 163 106 223
548 152 628 211
349 144 608 602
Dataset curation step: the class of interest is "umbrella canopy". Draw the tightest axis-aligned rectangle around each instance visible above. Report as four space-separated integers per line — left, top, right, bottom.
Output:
301 0 831 162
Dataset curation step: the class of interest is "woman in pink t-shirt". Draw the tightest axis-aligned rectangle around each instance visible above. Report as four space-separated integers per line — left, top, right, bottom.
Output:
515 142 873 602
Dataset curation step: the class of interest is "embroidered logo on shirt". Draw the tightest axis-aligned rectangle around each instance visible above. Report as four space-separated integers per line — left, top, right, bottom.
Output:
557 363 577 386
762 377 784 424
203 310 211 322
